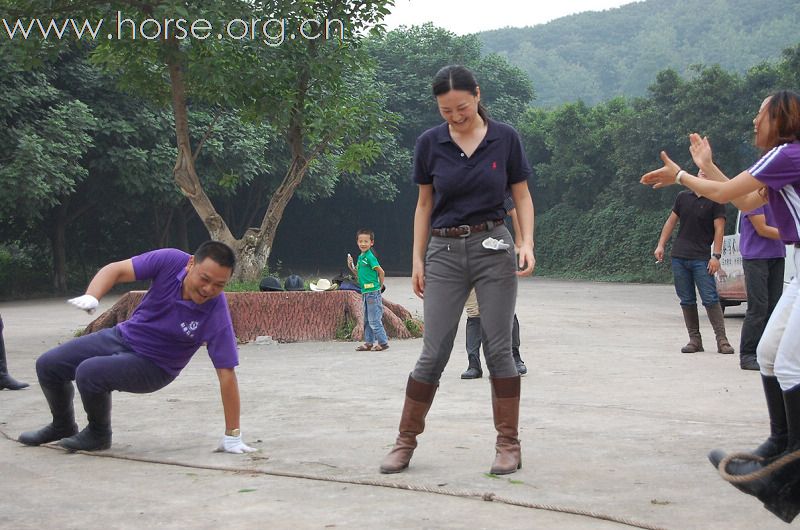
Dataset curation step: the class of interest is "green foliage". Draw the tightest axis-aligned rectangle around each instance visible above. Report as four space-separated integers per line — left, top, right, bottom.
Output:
224 280 260 293
335 316 356 341
479 0 800 107
403 318 423 338
535 202 674 283
2 2 800 292
0 242 51 299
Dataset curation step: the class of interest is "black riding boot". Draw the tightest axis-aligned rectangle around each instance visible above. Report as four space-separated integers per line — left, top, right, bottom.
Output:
461 317 483 379
712 383 800 523
511 314 526 375
754 375 789 458
59 391 112 451
710 375 787 468
0 316 28 390
18 382 78 445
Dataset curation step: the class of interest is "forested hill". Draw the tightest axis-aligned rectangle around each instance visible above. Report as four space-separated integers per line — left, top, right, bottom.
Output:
479 0 800 107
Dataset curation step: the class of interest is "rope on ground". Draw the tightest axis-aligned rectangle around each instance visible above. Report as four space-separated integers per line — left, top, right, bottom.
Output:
0 429 668 530
719 450 800 483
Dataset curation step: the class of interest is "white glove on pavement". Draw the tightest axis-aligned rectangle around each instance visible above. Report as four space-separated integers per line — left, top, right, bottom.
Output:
68 294 99 314
216 434 257 454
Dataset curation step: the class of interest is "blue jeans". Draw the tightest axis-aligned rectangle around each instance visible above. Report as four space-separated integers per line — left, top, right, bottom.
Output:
363 291 388 345
671 258 719 306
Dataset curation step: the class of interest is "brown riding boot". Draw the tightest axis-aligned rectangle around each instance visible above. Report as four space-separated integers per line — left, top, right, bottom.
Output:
380 374 437 474
706 303 735 354
680 304 704 353
490 375 522 475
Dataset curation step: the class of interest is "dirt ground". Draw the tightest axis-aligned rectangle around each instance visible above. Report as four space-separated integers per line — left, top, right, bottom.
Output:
0 277 790 529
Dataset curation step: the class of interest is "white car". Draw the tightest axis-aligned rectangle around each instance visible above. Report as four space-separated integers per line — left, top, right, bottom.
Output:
716 211 796 310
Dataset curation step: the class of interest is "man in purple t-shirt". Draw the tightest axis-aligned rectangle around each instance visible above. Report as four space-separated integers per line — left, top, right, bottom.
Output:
19 241 255 455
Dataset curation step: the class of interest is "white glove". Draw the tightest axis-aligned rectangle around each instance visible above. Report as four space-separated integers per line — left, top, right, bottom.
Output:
68 294 99 314
482 237 510 251
216 434 257 454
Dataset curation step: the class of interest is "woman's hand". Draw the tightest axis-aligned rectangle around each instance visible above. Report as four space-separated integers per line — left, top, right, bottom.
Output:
411 257 425 298
689 133 713 170
640 151 681 189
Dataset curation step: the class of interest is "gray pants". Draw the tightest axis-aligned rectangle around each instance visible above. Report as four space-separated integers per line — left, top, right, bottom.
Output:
412 224 518 383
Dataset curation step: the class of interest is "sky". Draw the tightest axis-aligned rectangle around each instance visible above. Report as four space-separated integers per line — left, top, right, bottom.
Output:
383 0 644 35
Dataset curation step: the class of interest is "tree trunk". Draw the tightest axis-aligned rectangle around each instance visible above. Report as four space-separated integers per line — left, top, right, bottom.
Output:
163 38 235 249
160 38 324 282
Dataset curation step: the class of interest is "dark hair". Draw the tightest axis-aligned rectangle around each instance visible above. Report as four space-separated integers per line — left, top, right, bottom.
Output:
763 90 800 150
356 228 374 241
194 240 236 270
432 65 489 121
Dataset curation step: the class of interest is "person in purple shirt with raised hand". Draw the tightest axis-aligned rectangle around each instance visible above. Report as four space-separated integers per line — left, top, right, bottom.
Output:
738 204 786 371
18 241 255 455
641 90 800 522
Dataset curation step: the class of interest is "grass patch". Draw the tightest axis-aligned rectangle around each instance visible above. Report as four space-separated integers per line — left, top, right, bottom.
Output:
224 280 260 292
336 317 356 340
404 318 423 337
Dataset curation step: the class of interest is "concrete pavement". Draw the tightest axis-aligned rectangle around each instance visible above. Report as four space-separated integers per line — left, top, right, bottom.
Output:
0 277 789 529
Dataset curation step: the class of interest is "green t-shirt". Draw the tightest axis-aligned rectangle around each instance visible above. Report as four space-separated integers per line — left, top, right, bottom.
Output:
357 248 381 293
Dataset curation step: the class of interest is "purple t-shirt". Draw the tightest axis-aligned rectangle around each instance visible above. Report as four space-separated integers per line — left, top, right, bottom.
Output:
117 248 238 376
749 141 800 244
740 205 786 260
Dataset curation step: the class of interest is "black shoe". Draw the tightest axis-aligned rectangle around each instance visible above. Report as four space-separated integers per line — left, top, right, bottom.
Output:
58 426 111 452
461 367 482 379
740 357 760 371
515 360 527 376
19 423 79 446
0 373 29 390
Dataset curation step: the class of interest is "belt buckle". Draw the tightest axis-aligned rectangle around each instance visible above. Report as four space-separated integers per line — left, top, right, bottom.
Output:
458 225 471 237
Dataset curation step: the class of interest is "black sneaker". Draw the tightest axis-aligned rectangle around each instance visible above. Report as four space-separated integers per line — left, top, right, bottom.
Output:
740 355 760 371
461 367 482 379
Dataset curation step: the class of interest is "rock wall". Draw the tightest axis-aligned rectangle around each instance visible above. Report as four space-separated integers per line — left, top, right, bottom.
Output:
84 291 422 343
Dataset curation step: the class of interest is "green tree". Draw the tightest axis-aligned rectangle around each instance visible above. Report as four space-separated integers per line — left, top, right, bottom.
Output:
4 0 397 281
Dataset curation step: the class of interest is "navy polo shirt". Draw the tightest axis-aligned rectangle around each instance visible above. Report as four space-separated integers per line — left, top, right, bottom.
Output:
413 119 532 229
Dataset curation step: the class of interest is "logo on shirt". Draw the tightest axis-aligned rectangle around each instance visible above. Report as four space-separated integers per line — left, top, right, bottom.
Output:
491 161 497 170
181 320 199 338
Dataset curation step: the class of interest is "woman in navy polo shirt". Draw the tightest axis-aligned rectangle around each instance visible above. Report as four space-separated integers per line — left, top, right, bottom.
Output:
380 65 535 475
641 90 800 522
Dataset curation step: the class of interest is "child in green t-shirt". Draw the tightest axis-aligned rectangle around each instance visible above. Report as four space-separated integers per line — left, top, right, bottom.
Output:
347 229 389 351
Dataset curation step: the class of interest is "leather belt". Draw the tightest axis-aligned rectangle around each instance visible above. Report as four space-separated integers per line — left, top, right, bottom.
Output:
431 219 504 238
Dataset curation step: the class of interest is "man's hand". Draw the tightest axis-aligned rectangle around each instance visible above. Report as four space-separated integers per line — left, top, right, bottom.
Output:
216 434 257 454
68 294 99 314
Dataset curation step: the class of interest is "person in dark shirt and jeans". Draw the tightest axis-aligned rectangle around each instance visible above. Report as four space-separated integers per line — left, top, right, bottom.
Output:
654 170 734 355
